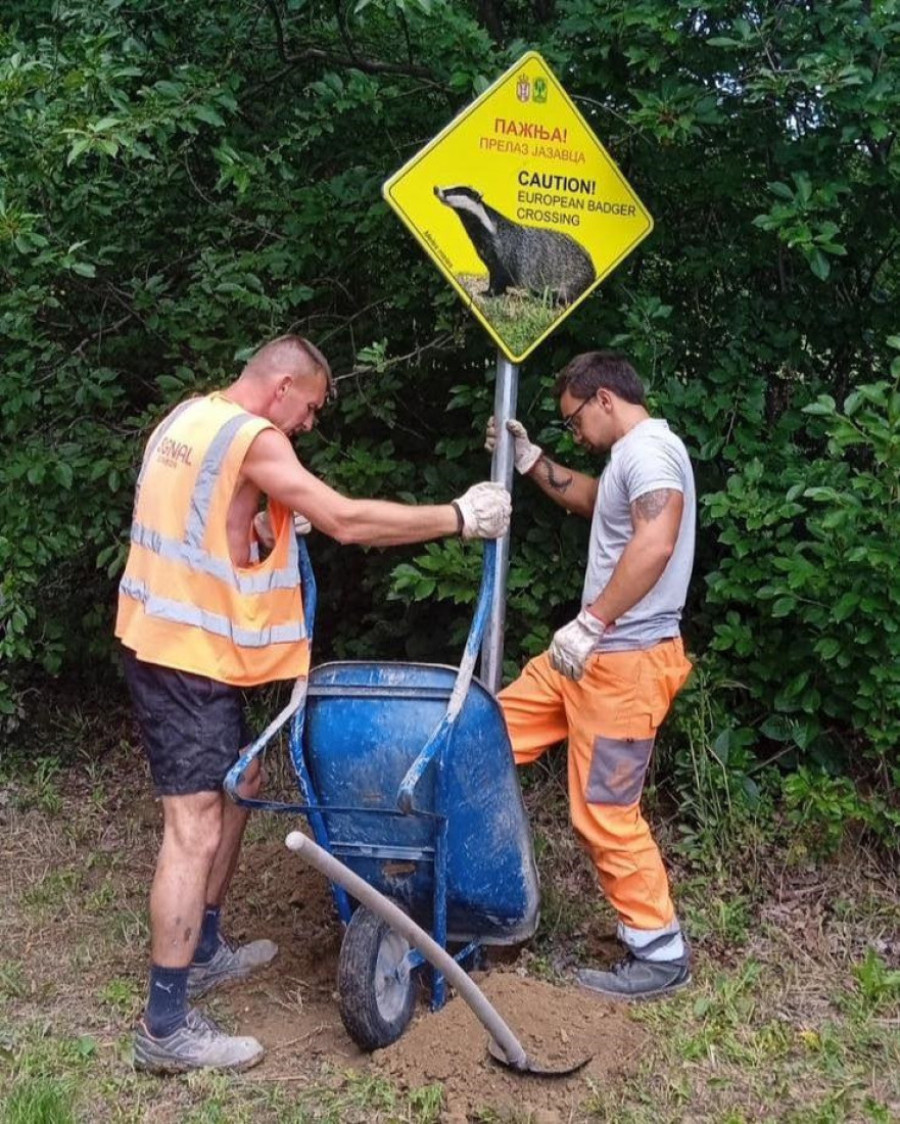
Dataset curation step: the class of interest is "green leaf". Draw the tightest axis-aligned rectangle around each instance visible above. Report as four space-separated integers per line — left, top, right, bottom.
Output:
712 729 731 763
832 593 859 622
415 577 436 598
809 250 830 281
55 463 74 490
66 137 91 165
771 597 796 617
760 714 793 742
193 104 226 127
802 396 836 417
154 80 184 98
768 181 794 200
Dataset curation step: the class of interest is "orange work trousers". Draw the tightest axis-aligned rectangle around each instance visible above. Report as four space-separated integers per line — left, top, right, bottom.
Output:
498 638 692 934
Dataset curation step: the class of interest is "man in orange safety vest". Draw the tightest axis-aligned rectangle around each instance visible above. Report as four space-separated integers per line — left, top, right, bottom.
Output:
117 335 510 1073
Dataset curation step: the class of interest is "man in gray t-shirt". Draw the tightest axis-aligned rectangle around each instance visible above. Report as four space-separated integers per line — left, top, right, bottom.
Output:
486 350 696 1000
585 416 695 650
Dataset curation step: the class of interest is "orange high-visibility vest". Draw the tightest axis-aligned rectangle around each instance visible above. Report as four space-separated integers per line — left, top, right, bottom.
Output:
115 393 309 686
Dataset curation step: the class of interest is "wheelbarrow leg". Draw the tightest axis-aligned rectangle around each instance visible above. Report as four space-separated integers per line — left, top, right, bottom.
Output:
431 813 449 1010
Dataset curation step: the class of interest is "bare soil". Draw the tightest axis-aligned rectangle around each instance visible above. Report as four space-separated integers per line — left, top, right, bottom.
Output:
0 743 644 1120
213 839 368 1072
211 839 644 1116
4 728 898 1122
374 973 643 1120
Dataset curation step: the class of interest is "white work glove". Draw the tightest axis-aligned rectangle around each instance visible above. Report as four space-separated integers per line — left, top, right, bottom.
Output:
485 416 542 475
292 512 312 536
549 609 607 681
452 481 511 541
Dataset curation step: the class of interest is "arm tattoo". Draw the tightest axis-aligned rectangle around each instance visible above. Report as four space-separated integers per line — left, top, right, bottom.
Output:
535 455 573 494
632 488 676 522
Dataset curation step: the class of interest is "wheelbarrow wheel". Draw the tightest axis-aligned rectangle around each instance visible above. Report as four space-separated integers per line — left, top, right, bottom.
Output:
338 906 418 1051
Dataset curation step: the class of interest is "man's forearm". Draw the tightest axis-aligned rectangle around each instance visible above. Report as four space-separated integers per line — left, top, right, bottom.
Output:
589 537 672 624
527 455 598 518
323 499 458 547
591 488 683 624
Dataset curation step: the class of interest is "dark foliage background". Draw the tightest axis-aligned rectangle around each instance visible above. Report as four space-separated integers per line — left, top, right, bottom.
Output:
1 0 898 845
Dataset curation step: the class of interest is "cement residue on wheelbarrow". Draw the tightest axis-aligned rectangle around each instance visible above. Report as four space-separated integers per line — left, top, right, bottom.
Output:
371 970 645 1118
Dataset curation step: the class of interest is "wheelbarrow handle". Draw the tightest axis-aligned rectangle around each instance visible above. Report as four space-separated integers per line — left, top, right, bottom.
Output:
223 676 308 801
395 540 496 814
224 533 317 806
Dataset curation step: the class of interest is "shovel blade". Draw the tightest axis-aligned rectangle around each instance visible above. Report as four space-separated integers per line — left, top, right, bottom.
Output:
487 1036 592 1078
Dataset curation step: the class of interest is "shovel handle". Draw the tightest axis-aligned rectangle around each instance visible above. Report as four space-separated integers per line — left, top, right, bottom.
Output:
285 830 528 1070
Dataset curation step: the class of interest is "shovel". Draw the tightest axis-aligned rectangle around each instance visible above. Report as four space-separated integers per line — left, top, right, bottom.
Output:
285 831 592 1077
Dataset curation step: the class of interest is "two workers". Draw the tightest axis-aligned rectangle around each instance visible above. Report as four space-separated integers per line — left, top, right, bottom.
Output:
117 336 694 1072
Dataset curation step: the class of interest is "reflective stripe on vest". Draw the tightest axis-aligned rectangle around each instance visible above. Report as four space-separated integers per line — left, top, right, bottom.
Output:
122 402 305 647
129 521 300 594
120 577 306 647
186 413 249 548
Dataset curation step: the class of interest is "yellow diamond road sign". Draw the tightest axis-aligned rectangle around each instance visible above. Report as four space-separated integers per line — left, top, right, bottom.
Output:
383 51 654 363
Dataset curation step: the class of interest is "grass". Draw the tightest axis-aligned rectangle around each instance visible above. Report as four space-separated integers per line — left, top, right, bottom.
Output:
22 869 85 914
0 1027 99 1124
1 1078 75 1124
98 978 141 1017
1 745 899 1123
579 955 900 1123
0 1023 449 1124
457 274 561 358
0 961 27 1002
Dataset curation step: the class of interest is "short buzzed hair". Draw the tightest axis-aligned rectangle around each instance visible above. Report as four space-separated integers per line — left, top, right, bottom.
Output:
244 334 334 397
554 350 645 406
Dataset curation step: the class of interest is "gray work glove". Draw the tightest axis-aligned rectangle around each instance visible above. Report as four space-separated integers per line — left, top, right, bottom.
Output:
549 609 607 681
485 416 542 475
452 481 511 540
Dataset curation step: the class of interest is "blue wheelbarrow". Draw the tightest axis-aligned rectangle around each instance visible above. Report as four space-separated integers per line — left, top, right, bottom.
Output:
224 539 589 1074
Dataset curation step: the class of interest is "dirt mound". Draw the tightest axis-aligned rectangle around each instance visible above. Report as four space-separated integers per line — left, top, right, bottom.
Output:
218 839 643 1116
373 972 645 1119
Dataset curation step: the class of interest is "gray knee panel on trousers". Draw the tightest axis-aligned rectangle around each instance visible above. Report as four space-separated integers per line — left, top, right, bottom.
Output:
585 736 655 805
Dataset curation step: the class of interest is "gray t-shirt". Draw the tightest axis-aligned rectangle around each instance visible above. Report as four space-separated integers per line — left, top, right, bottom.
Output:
583 418 695 651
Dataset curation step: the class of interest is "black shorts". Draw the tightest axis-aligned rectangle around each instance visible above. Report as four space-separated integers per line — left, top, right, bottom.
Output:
122 649 250 796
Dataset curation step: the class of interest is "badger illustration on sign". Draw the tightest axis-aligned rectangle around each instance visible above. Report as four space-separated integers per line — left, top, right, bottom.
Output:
434 185 596 304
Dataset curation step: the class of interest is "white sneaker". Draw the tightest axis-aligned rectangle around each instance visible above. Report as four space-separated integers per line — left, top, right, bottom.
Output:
187 938 278 998
133 1009 264 1073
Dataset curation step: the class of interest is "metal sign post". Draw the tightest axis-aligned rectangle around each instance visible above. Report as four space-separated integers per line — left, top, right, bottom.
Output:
480 352 518 694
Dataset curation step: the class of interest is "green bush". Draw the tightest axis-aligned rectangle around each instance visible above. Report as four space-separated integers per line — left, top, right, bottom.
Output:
702 370 900 785
1 1 898 852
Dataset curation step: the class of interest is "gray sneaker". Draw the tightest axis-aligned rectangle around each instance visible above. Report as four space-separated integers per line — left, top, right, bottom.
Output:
187 938 278 998
133 1009 264 1073
576 953 691 1000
